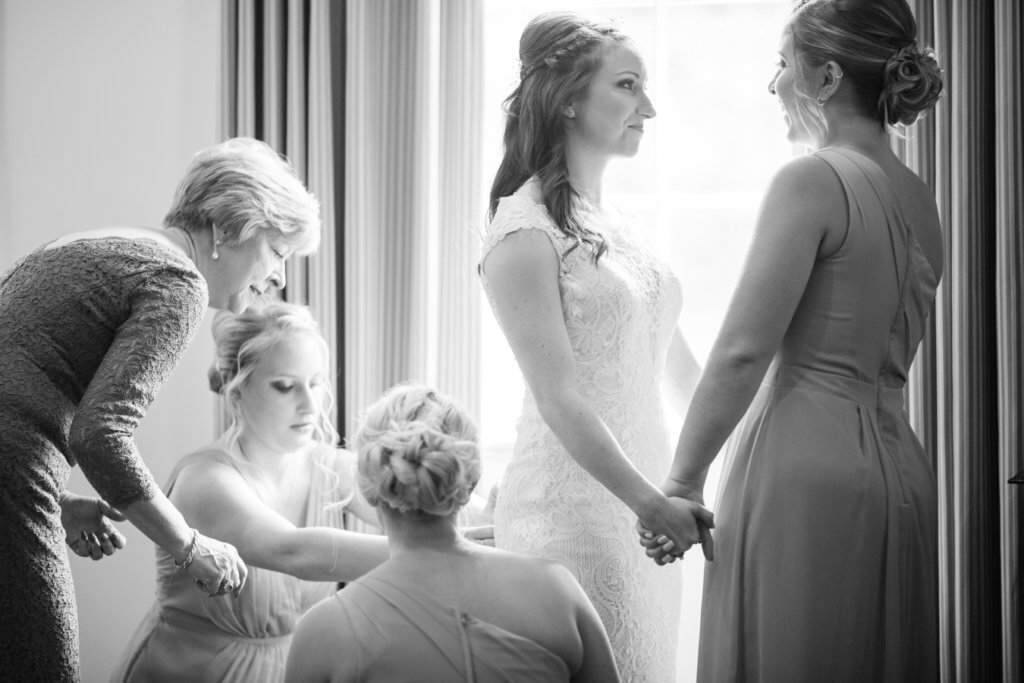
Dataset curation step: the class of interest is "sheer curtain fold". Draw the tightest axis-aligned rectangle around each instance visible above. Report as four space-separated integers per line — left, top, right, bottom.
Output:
905 1 1022 680
344 0 482 437
221 0 344 426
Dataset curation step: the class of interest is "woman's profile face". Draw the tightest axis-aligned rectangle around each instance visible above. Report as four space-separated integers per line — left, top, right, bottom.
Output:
237 332 328 454
567 42 655 160
768 32 824 148
209 232 292 313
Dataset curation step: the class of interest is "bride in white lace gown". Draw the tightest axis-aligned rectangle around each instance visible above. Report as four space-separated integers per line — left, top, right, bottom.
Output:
479 12 708 682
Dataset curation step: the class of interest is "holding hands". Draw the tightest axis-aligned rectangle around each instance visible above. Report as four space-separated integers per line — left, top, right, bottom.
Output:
636 477 715 565
60 491 128 560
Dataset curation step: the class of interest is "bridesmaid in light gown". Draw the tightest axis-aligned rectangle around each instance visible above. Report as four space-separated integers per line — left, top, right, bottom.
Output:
646 1 945 680
113 303 389 683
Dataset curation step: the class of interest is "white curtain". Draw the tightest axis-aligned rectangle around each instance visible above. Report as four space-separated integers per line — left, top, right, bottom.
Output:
344 0 483 437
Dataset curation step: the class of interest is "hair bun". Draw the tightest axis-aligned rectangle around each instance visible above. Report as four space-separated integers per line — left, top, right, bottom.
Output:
880 42 944 126
207 362 227 394
355 385 479 519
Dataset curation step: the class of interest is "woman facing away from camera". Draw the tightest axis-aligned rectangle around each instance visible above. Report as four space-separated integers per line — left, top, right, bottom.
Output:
478 11 709 681
643 0 945 680
0 137 321 681
286 383 620 683
112 302 392 683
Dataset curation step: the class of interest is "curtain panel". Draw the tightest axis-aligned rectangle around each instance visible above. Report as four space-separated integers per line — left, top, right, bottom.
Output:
344 0 483 438
221 0 345 425
902 1 1022 681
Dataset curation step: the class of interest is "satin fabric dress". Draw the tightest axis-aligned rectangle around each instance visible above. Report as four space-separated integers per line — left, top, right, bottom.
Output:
480 183 682 682
111 444 353 683
698 147 940 682
0 238 206 682
317 573 573 682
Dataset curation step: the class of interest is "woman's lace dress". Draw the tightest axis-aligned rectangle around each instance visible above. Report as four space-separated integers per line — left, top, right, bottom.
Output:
481 189 682 682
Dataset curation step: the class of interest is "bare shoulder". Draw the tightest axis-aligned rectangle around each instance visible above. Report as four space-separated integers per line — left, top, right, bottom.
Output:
770 154 845 206
169 451 246 509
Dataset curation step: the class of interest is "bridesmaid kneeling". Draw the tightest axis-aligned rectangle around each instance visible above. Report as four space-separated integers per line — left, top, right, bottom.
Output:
286 383 620 683
113 303 389 682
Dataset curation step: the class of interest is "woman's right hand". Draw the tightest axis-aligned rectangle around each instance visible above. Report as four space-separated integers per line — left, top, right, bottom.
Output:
181 531 248 598
637 494 714 564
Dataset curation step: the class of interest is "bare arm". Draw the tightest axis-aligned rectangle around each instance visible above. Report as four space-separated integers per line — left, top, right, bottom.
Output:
482 229 708 549
172 460 388 582
286 597 358 683
669 155 845 488
559 568 620 683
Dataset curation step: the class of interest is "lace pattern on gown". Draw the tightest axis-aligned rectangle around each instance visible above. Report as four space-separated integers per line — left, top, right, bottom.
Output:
481 192 683 682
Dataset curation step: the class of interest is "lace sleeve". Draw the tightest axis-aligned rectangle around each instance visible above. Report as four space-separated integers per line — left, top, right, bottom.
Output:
479 195 568 288
69 265 207 509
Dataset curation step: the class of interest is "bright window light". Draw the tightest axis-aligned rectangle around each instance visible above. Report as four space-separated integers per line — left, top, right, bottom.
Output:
478 2 793 680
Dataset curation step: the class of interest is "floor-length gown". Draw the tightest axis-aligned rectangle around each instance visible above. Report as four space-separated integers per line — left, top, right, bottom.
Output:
481 183 682 682
699 146 940 682
111 444 352 683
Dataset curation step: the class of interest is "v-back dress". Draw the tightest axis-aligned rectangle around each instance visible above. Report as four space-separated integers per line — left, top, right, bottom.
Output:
0 238 206 682
111 444 352 683
320 573 573 682
698 147 940 682
481 188 682 682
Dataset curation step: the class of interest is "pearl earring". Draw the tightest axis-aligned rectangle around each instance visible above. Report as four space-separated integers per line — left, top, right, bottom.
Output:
212 238 222 260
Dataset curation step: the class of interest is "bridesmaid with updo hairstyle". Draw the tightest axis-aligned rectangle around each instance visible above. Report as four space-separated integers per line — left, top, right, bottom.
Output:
113 302 390 683
286 384 620 683
643 0 945 680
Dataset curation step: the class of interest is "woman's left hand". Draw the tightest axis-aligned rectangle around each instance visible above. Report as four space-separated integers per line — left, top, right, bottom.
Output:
461 525 495 546
60 491 128 560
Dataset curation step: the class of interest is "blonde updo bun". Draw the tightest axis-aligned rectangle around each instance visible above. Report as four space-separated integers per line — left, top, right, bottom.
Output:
355 384 479 519
880 43 943 126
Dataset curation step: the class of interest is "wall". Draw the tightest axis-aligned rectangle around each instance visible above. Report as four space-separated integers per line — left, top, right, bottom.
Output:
0 1 221 681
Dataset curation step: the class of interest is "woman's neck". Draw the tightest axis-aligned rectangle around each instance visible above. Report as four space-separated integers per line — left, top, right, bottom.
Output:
564 143 608 207
235 433 309 481
381 510 468 557
819 112 893 159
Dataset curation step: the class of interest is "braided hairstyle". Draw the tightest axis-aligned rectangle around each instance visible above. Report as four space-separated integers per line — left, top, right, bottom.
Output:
489 11 629 263
355 384 479 520
789 0 943 129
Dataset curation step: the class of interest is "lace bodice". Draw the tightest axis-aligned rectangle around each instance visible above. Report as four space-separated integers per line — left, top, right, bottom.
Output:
480 194 681 477
480 190 682 682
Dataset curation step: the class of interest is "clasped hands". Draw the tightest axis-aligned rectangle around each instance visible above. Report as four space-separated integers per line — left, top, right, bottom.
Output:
636 478 714 565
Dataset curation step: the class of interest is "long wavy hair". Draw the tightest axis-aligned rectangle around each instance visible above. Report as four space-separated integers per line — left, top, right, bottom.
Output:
489 12 628 263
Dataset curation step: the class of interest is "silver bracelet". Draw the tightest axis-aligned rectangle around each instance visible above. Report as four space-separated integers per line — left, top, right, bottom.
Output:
173 529 198 571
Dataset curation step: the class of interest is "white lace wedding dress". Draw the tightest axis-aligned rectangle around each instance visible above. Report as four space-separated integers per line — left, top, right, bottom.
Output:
481 187 682 682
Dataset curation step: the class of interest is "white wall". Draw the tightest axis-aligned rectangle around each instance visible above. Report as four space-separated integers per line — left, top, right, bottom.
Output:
0 2 221 681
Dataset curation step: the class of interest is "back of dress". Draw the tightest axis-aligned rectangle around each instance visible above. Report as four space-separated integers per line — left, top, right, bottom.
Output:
778 146 939 386
699 145 941 683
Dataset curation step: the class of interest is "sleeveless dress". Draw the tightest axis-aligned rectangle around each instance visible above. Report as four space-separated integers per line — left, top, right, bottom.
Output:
0 238 206 682
698 147 940 682
481 190 682 682
319 573 573 682
111 444 353 683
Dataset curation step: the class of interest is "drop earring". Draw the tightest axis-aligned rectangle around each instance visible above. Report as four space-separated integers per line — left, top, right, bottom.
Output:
212 238 222 260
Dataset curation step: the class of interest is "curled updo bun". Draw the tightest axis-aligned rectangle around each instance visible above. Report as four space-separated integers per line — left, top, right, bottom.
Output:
355 384 479 519
790 0 943 129
880 43 943 126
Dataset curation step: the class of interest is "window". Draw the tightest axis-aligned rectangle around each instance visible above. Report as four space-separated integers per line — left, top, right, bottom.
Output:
478 2 792 678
